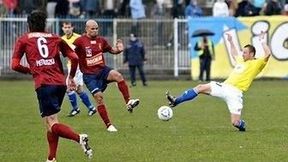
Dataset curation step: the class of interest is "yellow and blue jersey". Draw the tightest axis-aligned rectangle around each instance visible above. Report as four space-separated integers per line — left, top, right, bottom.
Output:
61 33 80 67
224 56 268 92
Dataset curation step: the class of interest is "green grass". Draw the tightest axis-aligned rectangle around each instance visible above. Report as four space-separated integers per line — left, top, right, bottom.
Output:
0 80 287 162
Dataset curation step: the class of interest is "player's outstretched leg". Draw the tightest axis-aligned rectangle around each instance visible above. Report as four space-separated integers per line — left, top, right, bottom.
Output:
166 89 198 107
166 91 176 107
126 98 140 113
79 134 93 158
50 123 93 159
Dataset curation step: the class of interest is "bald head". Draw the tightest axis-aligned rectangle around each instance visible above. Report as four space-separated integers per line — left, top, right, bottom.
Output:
85 19 99 38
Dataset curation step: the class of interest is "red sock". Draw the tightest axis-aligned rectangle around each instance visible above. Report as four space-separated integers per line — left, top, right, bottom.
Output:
51 123 80 143
117 80 130 103
47 131 59 160
97 104 111 128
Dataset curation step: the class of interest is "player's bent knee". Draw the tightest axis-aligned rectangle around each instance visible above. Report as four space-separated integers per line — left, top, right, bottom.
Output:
109 70 123 81
195 84 210 94
93 93 104 105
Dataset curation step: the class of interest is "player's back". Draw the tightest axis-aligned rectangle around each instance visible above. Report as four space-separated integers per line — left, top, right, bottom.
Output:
14 32 67 89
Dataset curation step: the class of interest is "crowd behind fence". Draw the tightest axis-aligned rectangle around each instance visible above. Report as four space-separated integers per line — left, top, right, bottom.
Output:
0 17 190 78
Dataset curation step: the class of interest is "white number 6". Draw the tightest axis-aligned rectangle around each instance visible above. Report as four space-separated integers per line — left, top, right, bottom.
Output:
37 37 49 58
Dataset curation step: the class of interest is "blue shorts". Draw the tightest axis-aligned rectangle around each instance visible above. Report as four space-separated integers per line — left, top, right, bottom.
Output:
83 66 112 95
36 85 66 117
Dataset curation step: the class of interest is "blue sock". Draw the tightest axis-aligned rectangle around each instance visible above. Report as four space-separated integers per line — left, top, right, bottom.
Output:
79 91 94 110
175 88 198 105
67 91 78 110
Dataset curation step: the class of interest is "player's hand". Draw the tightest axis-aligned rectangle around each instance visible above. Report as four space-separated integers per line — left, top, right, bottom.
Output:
226 33 232 42
259 31 266 43
116 39 124 52
67 78 76 91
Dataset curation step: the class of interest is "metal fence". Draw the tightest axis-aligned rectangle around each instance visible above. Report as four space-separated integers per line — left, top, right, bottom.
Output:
0 18 190 78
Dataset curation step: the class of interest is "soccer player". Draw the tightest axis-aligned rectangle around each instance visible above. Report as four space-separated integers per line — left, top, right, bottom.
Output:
11 10 93 161
61 21 96 117
73 19 140 132
166 32 271 131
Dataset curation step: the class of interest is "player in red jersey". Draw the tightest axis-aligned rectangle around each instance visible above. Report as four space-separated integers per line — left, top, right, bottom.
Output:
73 19 140 132
11 10 93 162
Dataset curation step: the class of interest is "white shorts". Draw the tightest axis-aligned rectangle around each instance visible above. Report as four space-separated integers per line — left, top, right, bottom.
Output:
209 81 243 115
66 67 84 86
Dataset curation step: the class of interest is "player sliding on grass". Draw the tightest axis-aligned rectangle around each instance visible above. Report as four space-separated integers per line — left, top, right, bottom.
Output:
166 31 271 131
11 10 92 161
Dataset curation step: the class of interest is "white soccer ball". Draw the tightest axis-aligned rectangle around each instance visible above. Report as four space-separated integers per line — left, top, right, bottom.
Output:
157 106 173 121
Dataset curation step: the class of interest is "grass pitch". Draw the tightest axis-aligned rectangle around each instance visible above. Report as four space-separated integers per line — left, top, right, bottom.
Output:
0 80 287 162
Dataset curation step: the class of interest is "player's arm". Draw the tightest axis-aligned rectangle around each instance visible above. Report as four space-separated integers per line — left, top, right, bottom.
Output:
60 40 78 78
259 32 271 62
109 39 124 54
11 39 31 74
226 33 238 62
60 40 78 90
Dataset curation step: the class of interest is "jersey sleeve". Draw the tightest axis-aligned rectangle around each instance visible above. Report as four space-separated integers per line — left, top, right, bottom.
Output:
11 37 31 74
102 37 112 53
73 37 81 56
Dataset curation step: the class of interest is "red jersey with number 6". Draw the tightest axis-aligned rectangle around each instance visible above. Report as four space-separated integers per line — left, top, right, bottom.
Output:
12 32 75 89
73 35 112 74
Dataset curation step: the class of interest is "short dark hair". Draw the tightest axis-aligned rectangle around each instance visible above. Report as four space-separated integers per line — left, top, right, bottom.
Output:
244 44 256 56
62 21 73 26
27 10 47 32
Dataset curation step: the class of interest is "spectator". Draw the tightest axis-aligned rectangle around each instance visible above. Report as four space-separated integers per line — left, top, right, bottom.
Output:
102 0 118 18
151 0 165 45
80 0 100 18
184 0 203 17
252 0 265 14
124 33 147 87
225 0 238 16
3 0 18 16
47 0 57 18
118 0 130 17
263 0 282 16
68 0 81 18
129 0 146 35
194 36 214 81
55 0 69 18
171 0 185 18
18 0 46 15
235 0 258 17
213 0 229 17
101 0 119 36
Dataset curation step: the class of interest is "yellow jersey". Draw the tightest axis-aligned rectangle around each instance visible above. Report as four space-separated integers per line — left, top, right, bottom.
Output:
61 33 80 67
224 56 268 92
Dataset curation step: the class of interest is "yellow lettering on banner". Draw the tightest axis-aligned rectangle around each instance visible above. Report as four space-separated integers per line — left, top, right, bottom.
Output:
86 54 103 66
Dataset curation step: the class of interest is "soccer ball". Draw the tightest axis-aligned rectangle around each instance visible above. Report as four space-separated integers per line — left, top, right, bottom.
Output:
157 106 173 121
